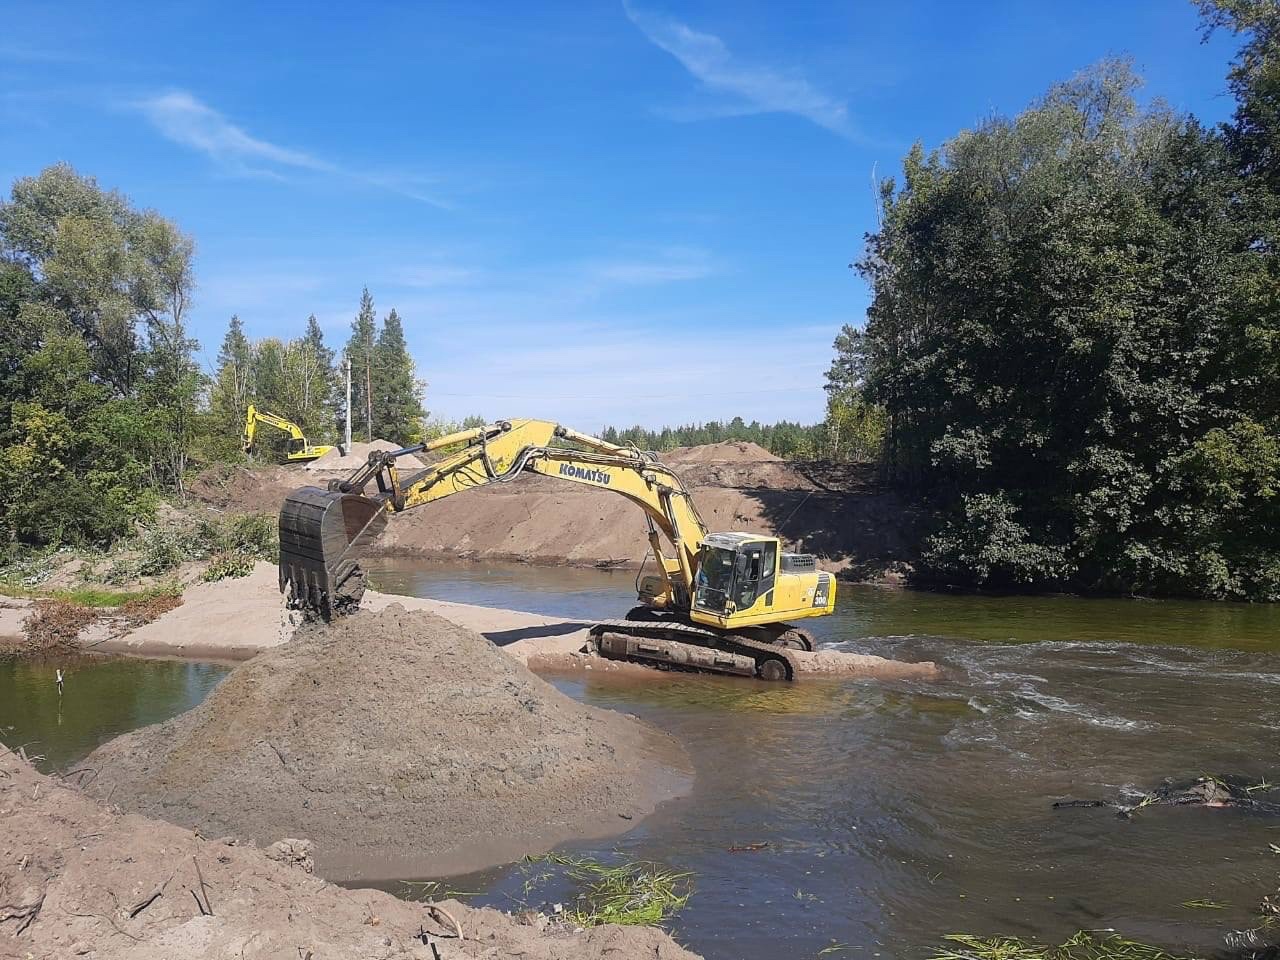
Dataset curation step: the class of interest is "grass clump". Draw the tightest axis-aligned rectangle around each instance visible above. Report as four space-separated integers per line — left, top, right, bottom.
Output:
930 931 1197 960
99 512 276 584
0 581 180 607
202 551 257 582
522 854 692 927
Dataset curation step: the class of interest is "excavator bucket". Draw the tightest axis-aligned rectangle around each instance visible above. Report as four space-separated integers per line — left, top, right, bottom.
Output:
278 486 388 621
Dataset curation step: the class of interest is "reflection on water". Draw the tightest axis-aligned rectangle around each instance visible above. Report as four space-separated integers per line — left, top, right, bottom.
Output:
369 559 1280 960
0 654 228 771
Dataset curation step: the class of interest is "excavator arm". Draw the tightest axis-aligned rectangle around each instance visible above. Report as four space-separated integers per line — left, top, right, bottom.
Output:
279 419 709 620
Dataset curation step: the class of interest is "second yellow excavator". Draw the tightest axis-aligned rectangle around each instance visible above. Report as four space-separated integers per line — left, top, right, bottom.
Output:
278 419 836 681
242 405 338 463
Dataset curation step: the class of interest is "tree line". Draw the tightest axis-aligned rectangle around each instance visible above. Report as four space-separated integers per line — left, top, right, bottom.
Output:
0 162 426 554
598 415 882 461
830 0 1280 600
209 289 424 461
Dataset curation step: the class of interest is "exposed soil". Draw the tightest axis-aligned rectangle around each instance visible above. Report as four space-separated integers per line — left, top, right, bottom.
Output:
305 439 426 472
187 462 304 512
0 745 701 960
187 440 917 580
81 605 689 880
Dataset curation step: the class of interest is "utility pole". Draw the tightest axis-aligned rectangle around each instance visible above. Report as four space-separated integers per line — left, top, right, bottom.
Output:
344 358 353 452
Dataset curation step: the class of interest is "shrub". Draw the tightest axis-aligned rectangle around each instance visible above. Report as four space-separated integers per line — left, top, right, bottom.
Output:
202 551 257 582
18 599 99 652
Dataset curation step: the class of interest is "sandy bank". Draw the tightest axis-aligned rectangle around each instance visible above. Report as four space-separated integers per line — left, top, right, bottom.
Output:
0 745 701 959
66 561 939 680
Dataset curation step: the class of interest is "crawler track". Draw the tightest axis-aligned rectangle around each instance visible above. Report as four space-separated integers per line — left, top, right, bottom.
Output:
588 619 800 681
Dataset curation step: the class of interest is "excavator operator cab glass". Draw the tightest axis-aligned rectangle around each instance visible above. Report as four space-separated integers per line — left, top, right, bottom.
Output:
694 540 778 615
732 541 776 610
693 545 735 613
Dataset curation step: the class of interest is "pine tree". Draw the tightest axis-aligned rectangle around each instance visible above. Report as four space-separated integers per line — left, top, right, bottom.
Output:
211 315 254 451
344 288 376 442
371 307 425 445
291 314 335 435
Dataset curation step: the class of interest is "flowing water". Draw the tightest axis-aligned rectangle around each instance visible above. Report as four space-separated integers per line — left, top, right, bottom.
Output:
3 560 1279 959
365 560 1280 959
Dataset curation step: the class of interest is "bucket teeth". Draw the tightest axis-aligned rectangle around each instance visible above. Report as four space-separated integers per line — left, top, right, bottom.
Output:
278 487 388 620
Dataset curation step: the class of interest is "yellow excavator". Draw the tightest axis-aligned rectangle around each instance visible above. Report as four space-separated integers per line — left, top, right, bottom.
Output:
278 419 836 680
242 405 338 463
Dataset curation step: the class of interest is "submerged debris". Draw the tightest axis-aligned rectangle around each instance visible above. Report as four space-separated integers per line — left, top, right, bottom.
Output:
930 931 1197 960
1054 776 1280 819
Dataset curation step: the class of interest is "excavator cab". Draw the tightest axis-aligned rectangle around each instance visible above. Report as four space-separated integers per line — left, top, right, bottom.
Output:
690 533 834 630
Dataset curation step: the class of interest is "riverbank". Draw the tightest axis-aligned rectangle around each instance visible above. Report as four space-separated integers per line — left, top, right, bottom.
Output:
12 561 938 680
0 743 701 959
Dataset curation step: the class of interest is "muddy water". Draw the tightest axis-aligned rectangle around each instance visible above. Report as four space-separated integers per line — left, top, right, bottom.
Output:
367 559 1280 959
2 563 1277 959
0 655 228 771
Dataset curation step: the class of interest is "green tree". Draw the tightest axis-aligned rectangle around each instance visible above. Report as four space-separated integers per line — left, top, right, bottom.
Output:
371 307 425 445
849 58 1279 597
294 314 336 437
345 288 376 442
209 315 254 455
0 163 198 548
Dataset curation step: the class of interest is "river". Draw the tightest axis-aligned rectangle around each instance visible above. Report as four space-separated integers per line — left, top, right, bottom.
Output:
3 560 1279 959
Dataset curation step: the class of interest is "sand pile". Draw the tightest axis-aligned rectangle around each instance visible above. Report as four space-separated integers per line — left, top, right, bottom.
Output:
0 746 700 960
305 439 425 472
84 605 687 879
665 440 781 464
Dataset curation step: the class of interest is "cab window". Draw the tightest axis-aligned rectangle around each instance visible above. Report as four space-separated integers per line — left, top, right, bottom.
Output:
735 548 763 608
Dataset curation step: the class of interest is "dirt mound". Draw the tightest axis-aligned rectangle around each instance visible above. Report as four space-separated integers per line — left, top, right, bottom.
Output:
665 440 781 464
305 439 425 472
187 442 914 580
188 463 301 513
84 605 687 880
0 746 700 959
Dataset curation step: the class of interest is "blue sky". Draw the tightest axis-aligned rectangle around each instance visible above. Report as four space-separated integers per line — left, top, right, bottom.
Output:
0 1 1241 430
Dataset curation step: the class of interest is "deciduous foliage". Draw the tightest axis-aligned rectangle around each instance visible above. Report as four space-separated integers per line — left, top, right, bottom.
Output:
0 164 198 550
845 46 1280 598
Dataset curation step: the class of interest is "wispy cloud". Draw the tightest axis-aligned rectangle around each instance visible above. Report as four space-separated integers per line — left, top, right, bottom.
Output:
584 249 714 285
623 2 853 138
132 90 448 206
135 91 331 177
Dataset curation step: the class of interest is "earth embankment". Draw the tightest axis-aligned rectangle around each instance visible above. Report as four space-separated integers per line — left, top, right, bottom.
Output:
189 441 916 581
0 744 701 959
82 605 690 880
